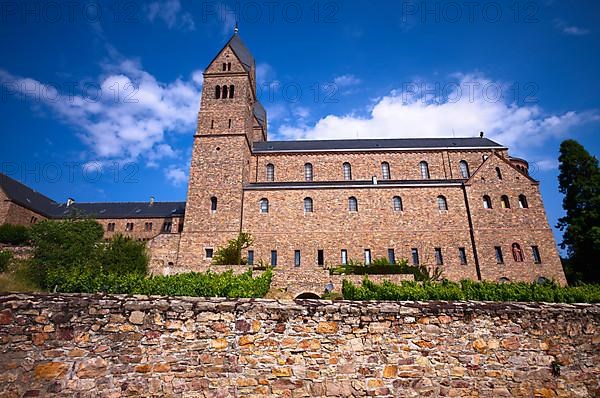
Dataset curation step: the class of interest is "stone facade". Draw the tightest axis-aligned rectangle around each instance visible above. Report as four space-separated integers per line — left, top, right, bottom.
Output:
0 293 598 397
173 32 567 288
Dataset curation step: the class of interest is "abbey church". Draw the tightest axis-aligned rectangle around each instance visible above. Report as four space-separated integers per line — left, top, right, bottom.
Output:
0 32 567 286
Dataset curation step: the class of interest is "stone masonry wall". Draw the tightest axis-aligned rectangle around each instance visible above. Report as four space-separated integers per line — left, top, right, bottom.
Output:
0 293 598 397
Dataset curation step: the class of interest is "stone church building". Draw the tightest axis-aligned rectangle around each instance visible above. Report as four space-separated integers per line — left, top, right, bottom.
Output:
0 32 567 286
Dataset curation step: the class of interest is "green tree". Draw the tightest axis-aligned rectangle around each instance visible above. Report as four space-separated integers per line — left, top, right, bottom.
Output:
556 139 600 284
212 232 254 265
101 234 149 275
29 219 104 288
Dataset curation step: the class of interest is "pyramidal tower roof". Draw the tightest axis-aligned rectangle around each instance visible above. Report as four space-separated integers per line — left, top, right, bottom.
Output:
207 28 255 72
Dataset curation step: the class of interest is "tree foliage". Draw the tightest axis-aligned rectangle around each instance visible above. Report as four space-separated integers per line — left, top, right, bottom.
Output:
0 224 30 245
0 250 12 273
556 139 600 283
100 234 148 275
211 232 254 265
28 219 148 289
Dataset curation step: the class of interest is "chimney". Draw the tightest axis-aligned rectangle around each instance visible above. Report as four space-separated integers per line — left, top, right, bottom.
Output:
66 198 75 207
149 196 155 206
479 131 484 138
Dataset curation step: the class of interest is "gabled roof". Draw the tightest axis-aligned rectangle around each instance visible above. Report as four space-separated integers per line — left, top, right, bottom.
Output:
206 33 255 72
253 101 266 128
0 172 186 219
252 137 505 154
0 173 59 217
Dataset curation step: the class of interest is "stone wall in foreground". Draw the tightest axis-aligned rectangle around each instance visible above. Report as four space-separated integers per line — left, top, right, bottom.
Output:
0 293 598 397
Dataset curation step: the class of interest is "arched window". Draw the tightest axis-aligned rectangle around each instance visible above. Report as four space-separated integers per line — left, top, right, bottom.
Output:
215 85 221 99
392 196 403 211
496 167 503 180
498 277 510 283
222 85 228 98
419 161 430 179
229 85 234 98
304 197 313 213
437 195 448 211
266 163 275 182
210 196 217 212
259 198 269 213
459 160 470 178
483 195 492 209
227 62 231 71
222 63 226 71
482 154 489 161
304 163 313 181
512 243 524 262
536 276 549 284
501 195 510 209
343 162 352 180
381 162 391 180
348 196 358 212
518 194 529 208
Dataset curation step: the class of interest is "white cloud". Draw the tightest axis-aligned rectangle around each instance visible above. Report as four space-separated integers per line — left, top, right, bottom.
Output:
0 62 202 164
164 166 188 186
277 73 599 155
145 0 195 31
553 19 590 36
534 159 559 172
333 74 361 87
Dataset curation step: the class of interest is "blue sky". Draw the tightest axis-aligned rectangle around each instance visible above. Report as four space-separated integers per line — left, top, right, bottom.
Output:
0 0 599 247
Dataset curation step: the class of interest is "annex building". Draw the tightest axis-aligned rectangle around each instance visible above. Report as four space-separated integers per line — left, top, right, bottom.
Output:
0 32 567 288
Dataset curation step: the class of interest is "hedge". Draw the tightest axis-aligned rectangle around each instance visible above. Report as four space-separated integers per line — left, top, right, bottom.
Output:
0 224 30 245
50 268 272 298
342 278 600 303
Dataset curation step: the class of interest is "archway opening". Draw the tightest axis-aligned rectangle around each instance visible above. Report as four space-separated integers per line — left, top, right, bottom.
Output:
295 292 321 300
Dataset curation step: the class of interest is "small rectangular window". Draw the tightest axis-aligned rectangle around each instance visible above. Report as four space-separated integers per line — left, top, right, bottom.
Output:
247 250 254 265
271 250 277 267
531 246 542 264
387 248 395 264
294 250 301 267
434 248 443 265
411 248 419 265
341 249 348 265
458 247 467 265
495 246 504 264
205 248 213 259
317 250 324 266
364 249 371 265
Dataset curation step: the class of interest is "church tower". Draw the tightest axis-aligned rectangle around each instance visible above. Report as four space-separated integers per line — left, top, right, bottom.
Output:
178 30 267 268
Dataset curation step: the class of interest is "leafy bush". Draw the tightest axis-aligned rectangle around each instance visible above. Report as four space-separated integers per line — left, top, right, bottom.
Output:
0 250 12 273
0 224 30 245
342 278 600 303
29 219 104 288
100 234 148 275
330 258 442 281
212 232 254 265
52 268 272 298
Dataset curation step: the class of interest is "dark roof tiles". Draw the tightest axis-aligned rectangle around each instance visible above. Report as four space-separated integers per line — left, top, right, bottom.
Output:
253 137 504 153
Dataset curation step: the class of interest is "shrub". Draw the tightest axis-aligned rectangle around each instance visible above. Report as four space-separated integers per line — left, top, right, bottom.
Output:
53 268 272 298
100 234 148 275
330 258 442 281
212 232 254 265
0 224 30 245
342 278 600 303
28 219 104 288
0 250 12 272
